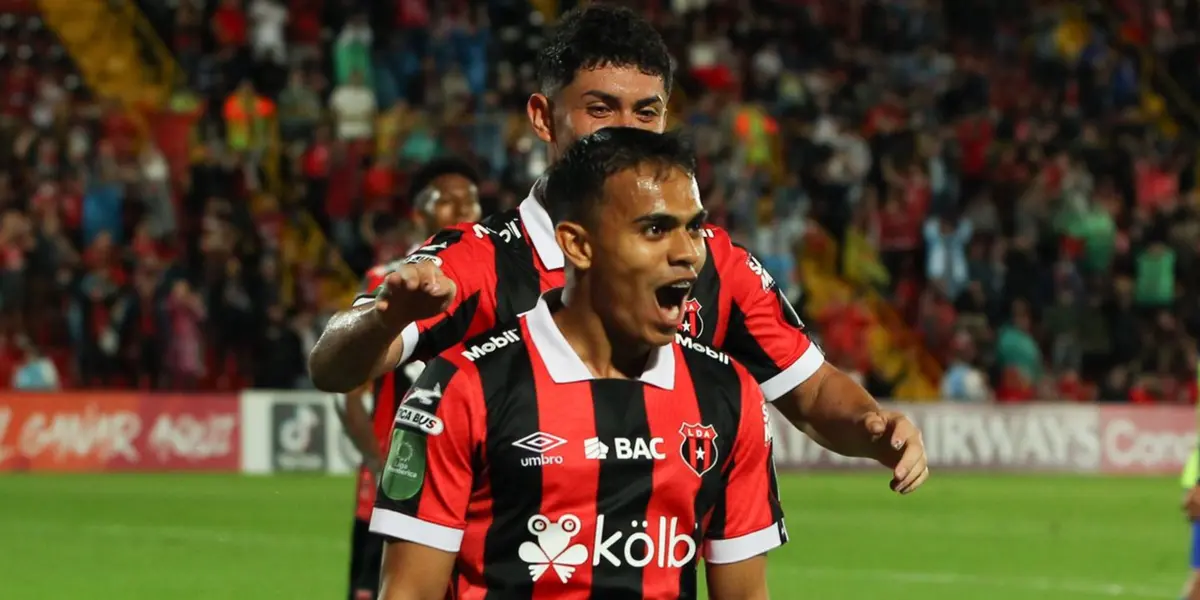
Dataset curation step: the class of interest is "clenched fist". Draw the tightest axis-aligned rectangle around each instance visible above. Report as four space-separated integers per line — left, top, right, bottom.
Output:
373 262 456 332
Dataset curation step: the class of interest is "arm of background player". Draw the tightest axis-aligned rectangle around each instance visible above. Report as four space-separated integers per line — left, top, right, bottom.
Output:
705 555 770 600
719 242 883 457
334 382 383 473
309 262 409 392
311 229 486 392
703 369 786 566
372 358 482 595
379 541 457 600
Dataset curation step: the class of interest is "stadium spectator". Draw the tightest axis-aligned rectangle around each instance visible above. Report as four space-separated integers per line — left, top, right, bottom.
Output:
0 0 1193 401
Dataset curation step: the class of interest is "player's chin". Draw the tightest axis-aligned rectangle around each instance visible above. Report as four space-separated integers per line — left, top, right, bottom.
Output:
642 322 679 348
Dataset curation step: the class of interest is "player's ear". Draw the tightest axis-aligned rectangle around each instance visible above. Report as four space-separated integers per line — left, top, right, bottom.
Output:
555 221 591 270
527 93 554 144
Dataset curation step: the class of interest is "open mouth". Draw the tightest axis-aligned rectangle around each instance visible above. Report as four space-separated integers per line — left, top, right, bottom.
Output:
654 279 695 327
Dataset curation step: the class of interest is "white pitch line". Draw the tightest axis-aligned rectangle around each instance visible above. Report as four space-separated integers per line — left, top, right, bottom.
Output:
782 565 1176 598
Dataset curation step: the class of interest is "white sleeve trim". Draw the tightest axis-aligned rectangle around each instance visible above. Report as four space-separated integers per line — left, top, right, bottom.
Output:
369 508 464 553
396 321 420 366
760 343 824 402
704 521 786 564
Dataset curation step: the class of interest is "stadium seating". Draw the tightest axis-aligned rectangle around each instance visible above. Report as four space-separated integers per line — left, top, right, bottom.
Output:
0 0 1193 402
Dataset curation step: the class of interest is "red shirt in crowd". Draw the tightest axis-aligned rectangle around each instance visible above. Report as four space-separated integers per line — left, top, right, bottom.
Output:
956 117 993 177
325 150 357 221
302 141 330 179
996 368 1036 403
863 101 906 138
213 3 248 47
875 201 921 252
363 163 397 204
1135 161 1178 209
289 0 323 44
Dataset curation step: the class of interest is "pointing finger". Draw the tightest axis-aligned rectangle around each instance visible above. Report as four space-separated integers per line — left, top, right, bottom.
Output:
893 447 927 493
900 465 930 495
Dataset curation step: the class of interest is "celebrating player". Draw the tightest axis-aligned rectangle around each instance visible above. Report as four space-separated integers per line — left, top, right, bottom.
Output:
336 157 482 600
309 4 928 495
372 127 783 599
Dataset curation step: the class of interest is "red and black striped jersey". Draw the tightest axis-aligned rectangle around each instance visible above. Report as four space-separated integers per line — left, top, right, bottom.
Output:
355 191 824 406
370 295 787 599
353 190 822 519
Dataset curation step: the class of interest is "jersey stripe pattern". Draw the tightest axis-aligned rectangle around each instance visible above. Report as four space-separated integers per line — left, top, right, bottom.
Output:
352 209 553 518
357 199 821 521
369 300 787 599
358 200 823 406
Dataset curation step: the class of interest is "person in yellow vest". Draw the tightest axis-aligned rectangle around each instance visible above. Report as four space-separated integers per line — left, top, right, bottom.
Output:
1182 362 1200 600
223 79 276 156
732 103 778 169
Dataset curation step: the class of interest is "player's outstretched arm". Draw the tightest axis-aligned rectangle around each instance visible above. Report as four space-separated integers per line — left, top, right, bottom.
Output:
705 555 770 600
777 364 928 494
379 541 457 600
714 238 927 494
309 262 454 392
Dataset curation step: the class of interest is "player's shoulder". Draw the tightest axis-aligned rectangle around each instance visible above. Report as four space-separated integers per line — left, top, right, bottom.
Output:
700 224 734 257
674 333 754 382
675 336 760 400
437 317 530 374
703 225 776 286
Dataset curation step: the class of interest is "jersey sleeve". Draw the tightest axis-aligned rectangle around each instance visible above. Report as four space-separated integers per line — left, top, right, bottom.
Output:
702 366 787 564
714 232 824 402
353 226 500 366
369 356 483 553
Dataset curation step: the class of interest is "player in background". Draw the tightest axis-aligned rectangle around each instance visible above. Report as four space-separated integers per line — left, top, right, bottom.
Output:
335 157 481 600
373 127 783 600
1181 362 1200 600
310 5 928 494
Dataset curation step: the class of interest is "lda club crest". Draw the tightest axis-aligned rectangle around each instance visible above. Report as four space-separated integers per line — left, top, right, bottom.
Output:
678 423 718 477
679 297 703 337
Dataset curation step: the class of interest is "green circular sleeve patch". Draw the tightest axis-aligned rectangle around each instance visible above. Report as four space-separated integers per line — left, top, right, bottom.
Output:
382 429 427 501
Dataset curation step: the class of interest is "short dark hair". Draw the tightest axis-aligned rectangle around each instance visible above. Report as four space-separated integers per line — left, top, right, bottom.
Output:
408 157 480 213
536 4 673 97
543 127 696 226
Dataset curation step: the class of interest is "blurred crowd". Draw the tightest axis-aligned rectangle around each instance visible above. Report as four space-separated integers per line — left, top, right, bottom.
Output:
783 0 1200 404
0 0 1196 403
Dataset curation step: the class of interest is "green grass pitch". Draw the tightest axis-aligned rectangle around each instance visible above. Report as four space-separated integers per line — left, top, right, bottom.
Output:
0 472 1185 599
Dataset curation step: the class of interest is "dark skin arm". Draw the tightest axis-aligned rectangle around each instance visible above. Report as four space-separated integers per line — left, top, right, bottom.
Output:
705 555 770 600
776 362 929 494
309 304 406 393
333 382 384 475
378 540 457 600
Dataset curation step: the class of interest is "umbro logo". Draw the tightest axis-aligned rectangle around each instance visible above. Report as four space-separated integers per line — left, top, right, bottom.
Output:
513 432 567 453
514 432 567 467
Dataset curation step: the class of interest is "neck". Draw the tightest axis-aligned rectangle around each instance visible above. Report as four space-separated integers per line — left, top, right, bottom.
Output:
554 271 652 380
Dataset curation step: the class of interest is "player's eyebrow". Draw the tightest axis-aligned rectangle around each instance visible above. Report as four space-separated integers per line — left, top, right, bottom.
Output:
633 209 707 229
581 90 665 109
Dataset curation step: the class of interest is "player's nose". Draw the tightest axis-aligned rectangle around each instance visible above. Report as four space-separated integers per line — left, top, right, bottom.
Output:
666 229 704 271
